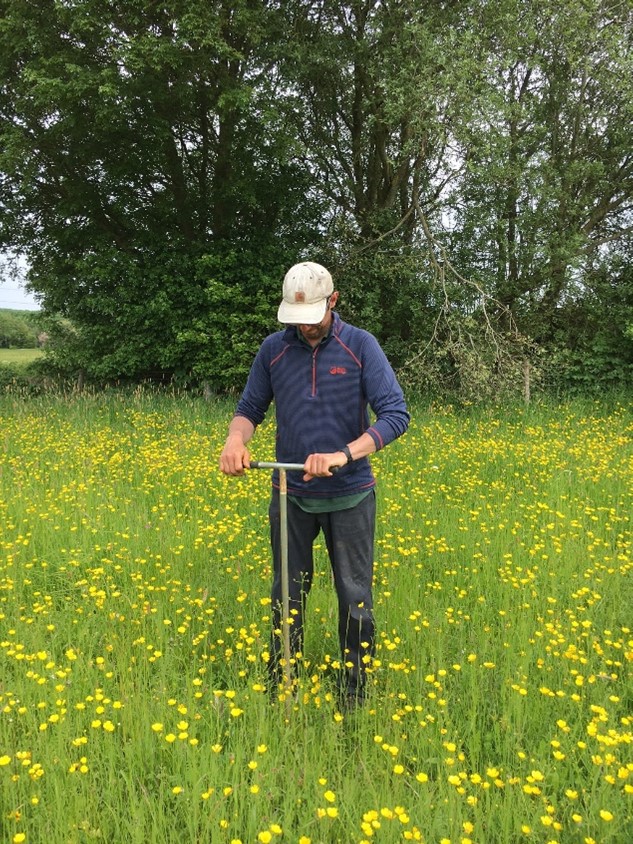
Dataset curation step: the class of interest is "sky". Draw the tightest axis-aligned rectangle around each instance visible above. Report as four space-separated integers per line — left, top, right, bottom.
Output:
0 277 40 310
0 253 40 310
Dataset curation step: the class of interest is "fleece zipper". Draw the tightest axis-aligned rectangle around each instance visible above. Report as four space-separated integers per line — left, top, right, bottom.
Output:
311 346 319 396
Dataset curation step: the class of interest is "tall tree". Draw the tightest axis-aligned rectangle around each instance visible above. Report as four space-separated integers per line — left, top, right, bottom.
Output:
0 0 317 383
277 2 463 341
449 0 633 336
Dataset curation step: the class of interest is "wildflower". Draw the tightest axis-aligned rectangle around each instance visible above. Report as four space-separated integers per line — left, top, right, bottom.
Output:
599 810 613 822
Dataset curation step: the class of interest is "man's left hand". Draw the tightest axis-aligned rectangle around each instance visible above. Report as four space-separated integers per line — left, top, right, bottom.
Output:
303 451 347 481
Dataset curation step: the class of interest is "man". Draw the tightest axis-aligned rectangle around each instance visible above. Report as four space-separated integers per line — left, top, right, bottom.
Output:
219 261 409 705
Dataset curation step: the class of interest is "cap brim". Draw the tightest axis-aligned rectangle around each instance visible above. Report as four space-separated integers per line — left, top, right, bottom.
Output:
277 298 328 325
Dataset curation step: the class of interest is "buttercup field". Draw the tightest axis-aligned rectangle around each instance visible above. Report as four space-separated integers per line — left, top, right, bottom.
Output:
0 394 631 843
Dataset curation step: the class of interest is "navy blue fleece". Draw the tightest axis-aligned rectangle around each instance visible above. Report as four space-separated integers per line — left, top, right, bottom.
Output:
235 312 410 497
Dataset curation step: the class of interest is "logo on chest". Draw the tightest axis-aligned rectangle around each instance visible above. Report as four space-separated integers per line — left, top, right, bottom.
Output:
329 366 347 375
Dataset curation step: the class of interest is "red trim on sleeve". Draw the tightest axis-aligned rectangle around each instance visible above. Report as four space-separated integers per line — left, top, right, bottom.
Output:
368 426 384 450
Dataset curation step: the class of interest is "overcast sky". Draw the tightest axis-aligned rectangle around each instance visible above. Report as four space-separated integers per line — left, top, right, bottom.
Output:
0 252 40 310
0 277 40 310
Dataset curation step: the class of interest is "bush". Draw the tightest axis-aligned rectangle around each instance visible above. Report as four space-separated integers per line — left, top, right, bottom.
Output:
0 310 39 348
0 363 30 391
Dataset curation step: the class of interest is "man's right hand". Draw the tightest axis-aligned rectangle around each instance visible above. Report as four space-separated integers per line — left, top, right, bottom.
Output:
219 435 251 476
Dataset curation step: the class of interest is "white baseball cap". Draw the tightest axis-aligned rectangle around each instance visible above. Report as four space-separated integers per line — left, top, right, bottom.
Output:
277 262 334 324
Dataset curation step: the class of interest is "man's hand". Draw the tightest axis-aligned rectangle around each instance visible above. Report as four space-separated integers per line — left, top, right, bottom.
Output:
303 451 347 481
220 416 255 476
219 435 251 476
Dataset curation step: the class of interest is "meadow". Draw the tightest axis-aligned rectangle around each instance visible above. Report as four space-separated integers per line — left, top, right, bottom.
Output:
0 393 631 844
0 350 43 365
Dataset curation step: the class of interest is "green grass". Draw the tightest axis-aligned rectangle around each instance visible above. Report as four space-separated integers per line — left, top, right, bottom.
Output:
0 393 631 843
0 348 43 365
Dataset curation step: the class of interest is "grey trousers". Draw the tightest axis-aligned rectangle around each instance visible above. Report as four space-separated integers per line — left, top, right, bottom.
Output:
268 489 376 696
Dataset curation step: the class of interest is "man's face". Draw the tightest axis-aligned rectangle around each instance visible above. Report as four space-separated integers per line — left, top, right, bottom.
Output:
297 311 331 345
295 292 338 346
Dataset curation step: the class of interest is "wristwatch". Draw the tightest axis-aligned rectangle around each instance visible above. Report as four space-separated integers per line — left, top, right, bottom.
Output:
341 445 353 464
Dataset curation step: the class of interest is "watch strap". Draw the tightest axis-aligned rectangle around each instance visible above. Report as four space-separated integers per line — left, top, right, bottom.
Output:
341 445 353 464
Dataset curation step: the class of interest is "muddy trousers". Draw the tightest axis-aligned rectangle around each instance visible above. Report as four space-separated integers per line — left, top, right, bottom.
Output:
267 489 376 697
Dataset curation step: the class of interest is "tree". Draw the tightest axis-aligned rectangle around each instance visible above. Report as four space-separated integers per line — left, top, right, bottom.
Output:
277 1 473 357
448 0 633 334
0 308 37 347
1 0 631 394
0 0 319 383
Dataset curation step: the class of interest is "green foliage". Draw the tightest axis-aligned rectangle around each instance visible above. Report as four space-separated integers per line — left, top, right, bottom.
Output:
0 0 321 386
35 245 292 389
0 309 39 348
0 362 24 389
332 242 436 368
543 252 633 392
169 248 288 392
399 312 536 403
0 0 631 396
0 357 45 394
447 0 633 335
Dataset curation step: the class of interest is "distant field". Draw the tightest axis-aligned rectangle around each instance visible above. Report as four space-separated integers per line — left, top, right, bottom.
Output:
0 347 43 364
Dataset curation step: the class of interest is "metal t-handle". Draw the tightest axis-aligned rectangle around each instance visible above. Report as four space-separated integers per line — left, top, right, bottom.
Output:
249 460 342 699
249 461 296 694
249 461 306 471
